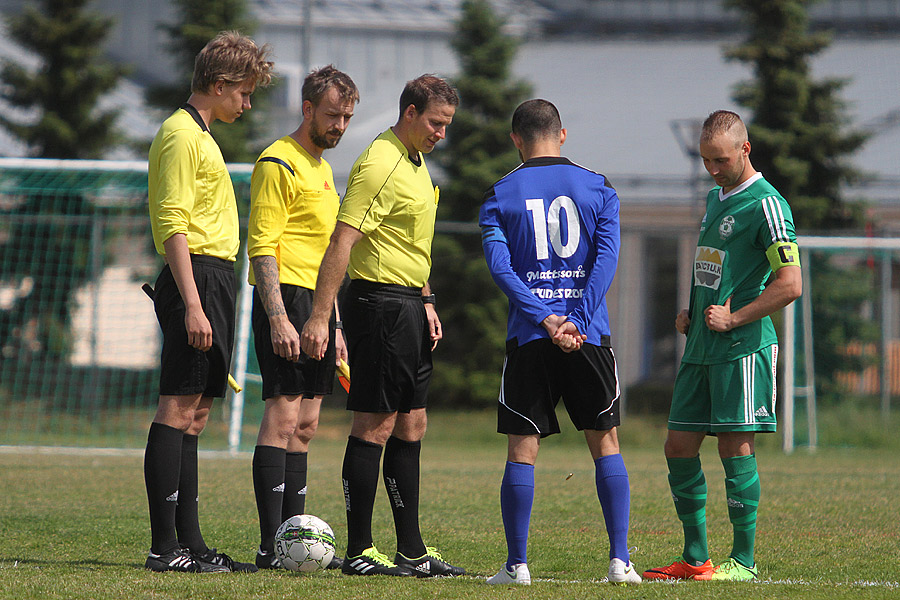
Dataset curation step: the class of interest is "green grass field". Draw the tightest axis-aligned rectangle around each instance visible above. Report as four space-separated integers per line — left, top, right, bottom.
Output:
0 409 897 599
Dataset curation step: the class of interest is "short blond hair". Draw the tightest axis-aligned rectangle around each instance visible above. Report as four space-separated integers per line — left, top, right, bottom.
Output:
700 110 748 147
191 31 274 93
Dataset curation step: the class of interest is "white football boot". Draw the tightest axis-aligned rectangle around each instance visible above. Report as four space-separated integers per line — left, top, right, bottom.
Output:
487 562 531 585
608 557 642 585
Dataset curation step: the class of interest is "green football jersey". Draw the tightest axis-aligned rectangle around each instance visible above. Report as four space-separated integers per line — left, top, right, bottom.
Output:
682 173 798 365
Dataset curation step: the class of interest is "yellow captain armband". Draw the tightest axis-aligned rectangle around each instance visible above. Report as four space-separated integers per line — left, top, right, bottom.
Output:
766 241 800 270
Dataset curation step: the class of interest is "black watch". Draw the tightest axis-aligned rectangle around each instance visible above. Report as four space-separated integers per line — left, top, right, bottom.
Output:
421 294 436 306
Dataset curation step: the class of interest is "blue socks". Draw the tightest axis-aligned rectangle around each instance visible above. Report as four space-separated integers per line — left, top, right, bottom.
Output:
500 455 631 569
500 461 534 570
595 453 631 562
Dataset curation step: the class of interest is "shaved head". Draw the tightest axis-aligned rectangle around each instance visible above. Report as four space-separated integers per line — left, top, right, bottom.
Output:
700 110 748 148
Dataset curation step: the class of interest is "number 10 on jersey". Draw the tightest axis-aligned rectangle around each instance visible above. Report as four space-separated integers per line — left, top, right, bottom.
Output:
525 196 580 260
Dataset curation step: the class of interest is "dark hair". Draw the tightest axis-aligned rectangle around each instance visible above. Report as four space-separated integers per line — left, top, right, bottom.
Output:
398 74 459 117
700 110 747 146
511 99 562 143
302 65 359 106
191 31 273 93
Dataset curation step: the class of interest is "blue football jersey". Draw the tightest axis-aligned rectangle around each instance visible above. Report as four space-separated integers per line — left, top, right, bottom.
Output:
480 156 620 346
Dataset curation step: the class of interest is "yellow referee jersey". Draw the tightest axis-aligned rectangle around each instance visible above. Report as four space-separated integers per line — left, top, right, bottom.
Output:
247 136 341 289
338 128 438 288
148 106 239 261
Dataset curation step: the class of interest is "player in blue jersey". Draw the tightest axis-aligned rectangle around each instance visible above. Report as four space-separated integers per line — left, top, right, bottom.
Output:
480 99 640 586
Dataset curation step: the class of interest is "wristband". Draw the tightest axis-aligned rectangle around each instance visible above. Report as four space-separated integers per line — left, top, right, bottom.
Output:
334 320 343 329
422 294 436 306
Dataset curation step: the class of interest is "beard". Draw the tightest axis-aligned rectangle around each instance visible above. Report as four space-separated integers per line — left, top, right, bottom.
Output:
310 121 341 150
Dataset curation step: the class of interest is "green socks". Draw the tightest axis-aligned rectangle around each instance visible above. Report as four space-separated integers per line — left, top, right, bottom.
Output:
722 454 760 568
666 456 709 565
667 453 761 568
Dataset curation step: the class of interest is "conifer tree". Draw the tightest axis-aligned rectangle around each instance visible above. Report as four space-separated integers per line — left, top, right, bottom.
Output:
0 0 128 367
727 0 873 402
0 0 126 158
726 0 867 229
429 0 532 406
145 0 270 163
437 0 532 222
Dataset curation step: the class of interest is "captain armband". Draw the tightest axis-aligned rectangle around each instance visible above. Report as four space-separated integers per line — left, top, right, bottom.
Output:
766 241 800 271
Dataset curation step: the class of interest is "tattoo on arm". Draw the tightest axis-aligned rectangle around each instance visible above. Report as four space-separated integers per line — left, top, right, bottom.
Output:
250 255 286 318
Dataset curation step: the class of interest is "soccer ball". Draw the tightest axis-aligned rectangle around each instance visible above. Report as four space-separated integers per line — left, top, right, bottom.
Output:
274 514 336 572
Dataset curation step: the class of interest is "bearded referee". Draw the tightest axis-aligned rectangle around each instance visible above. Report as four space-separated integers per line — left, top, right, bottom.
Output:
301 75 464 578
248 66 358 570
481 99 640 586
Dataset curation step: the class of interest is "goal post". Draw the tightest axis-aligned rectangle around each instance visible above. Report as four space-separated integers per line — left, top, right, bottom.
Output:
782 235 900 452
0 157 253 450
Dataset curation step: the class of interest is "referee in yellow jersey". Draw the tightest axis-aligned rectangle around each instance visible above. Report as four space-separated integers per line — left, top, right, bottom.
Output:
145 32 272 573
248 66 358 571
301 75 464 578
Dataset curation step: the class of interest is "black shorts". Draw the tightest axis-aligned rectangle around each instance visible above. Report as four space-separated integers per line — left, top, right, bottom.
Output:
153 255 236 398
342 279 432 413
498 337 620 437
252 284 335 400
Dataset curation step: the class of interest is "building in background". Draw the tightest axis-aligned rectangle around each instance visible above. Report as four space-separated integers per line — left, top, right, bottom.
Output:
1 0 898 392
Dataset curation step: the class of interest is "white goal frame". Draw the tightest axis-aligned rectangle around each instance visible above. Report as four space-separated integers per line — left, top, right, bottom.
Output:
782 235 900 453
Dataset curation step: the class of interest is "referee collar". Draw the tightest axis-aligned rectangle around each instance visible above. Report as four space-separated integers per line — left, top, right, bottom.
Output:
181 103 209 133
385 127 422 166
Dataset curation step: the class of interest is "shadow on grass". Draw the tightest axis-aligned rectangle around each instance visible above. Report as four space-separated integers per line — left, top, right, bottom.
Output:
1 558 139 569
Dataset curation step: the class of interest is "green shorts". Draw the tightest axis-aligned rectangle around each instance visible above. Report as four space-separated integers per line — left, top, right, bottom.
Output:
669 344 778 433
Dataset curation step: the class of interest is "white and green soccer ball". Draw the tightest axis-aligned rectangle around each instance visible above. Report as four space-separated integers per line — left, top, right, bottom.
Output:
274 514 336 572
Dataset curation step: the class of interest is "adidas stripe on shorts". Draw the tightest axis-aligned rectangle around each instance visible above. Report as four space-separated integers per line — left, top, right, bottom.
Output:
668 344 777 433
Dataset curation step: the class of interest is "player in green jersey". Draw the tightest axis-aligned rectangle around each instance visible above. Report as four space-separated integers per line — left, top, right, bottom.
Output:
644 111 802 582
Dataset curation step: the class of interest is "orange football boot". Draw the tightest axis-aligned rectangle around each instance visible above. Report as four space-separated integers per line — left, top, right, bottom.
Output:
642 557 714 580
